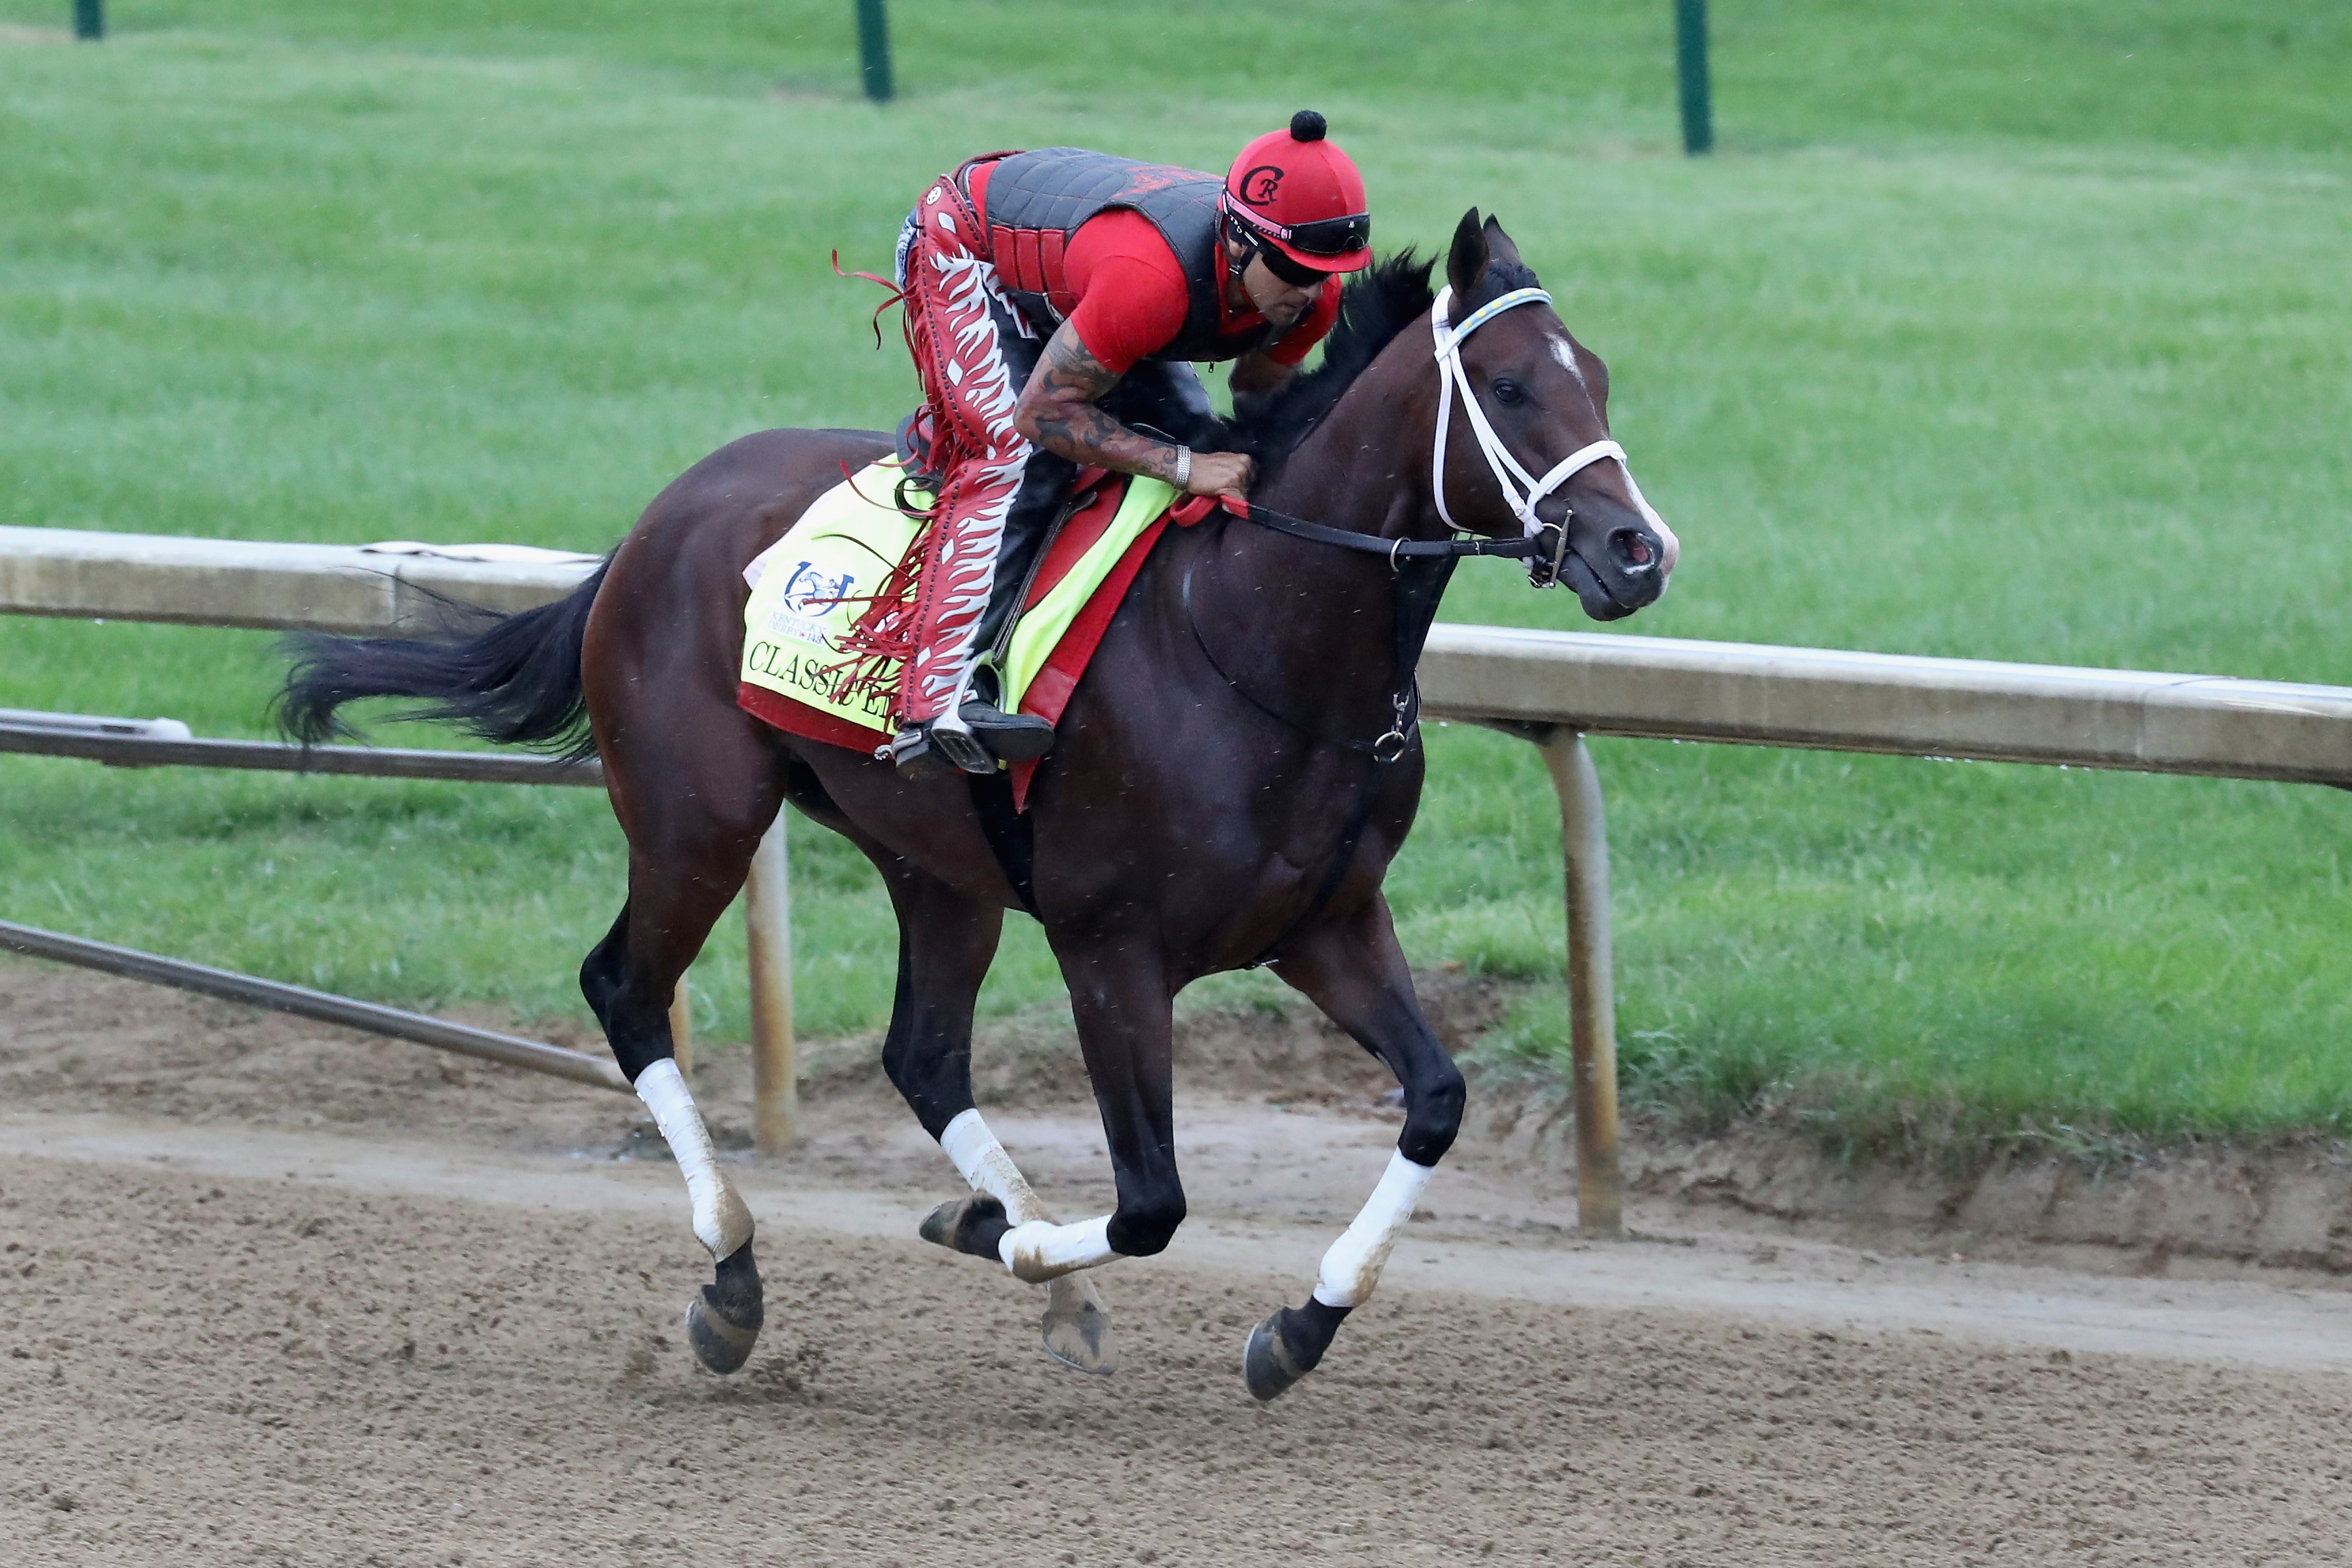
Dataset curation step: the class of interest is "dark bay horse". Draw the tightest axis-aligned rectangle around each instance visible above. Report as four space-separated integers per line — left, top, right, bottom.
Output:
281 212 1676 1400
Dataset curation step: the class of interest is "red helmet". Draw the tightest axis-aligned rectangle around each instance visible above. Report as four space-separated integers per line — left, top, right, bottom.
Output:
1221 110 1372 276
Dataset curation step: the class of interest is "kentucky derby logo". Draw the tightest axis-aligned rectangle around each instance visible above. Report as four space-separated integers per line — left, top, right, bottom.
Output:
779 560 855 617
1238 165 1285 206
761 559 858 646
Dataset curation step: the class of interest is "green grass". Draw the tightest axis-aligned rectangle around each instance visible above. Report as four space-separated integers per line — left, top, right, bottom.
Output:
2 1 2348 1153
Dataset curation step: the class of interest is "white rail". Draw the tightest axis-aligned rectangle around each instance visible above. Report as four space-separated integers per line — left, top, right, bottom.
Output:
10 525 2352 1220
0 525 595 633
1420 627 2352 787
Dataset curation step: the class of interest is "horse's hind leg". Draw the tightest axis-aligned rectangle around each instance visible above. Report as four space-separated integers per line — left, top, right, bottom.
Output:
581 761 785 1377
1245 893 1465 1401
877 861 1116 1372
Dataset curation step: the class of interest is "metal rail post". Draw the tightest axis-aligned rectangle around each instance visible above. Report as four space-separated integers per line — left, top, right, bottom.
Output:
743 818 798 1153
73 0 103 41
1674 0 1713 155
1538 729 1623 1237
854 0 893 102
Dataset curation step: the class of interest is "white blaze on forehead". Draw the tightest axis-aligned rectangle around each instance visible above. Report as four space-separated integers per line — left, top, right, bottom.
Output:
1546 333 1587 387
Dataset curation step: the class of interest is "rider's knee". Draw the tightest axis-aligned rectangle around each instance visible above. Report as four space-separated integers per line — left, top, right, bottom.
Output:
1107 1189 1188 1257
1398 1058 1466 1166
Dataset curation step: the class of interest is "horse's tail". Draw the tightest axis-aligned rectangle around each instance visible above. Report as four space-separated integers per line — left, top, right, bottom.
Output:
275 560 610 762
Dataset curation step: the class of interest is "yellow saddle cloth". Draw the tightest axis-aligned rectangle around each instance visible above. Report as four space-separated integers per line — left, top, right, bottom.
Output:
738 458 1177 741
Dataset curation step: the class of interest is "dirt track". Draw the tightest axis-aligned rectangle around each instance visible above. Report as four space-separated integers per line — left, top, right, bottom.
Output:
7 960 2352 1564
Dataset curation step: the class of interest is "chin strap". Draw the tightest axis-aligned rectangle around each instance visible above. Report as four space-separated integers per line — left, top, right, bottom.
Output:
1429 285 1672 554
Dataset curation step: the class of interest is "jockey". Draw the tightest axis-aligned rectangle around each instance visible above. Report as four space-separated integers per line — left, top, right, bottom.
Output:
885 110 1374 779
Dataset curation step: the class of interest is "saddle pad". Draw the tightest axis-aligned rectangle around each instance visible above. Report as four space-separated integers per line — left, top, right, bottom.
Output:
737 458 1178 760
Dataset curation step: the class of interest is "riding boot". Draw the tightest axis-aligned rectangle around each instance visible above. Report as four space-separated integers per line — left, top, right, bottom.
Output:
887 360 1215 782
889 451 1067 779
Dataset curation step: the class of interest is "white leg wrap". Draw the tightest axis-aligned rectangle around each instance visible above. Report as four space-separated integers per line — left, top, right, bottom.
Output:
998 1216 1117 1284
939 1110 1120 1282
636 1058 754 1261
938 1107 1050 1225
1312 1150 1435 1309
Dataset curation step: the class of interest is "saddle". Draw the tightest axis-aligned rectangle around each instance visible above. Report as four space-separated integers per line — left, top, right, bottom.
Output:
738 455 1186 807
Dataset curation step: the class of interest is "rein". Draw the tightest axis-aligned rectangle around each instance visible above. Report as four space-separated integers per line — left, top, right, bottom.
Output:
1202 491 1553 564
1174 280 1624 762
1174 278 1650 965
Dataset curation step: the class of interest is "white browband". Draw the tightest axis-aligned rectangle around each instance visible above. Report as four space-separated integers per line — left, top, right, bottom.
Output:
1429 284 1672 559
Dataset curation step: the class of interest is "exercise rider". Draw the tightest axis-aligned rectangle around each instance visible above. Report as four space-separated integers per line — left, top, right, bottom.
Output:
885 110 1374 779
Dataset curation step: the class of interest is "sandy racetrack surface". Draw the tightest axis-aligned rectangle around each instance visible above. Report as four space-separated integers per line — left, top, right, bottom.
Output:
7 960 2352 1564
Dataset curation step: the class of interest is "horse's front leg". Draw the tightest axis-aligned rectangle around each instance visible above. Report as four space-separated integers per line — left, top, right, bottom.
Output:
870 861 1116 1371
925 1106 1116 1372
931 933 1184 1286
1246 893 1465 1401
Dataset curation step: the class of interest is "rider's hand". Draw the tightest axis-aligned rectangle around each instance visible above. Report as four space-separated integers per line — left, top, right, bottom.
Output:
1183 451 1255 499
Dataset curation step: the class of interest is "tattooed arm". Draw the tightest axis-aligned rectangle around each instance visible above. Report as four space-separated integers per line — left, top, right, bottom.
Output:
1012 322 1253 498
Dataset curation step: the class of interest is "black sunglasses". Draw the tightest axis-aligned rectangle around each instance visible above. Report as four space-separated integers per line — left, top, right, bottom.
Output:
1224 200 1370 264
1254 242 1334 288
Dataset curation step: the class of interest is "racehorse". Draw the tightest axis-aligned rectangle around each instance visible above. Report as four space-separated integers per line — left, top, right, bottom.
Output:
280 212 1676 1400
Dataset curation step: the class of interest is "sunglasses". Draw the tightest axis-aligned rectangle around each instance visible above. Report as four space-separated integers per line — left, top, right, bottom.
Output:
1223 200 1370 266
1254 242 1336 289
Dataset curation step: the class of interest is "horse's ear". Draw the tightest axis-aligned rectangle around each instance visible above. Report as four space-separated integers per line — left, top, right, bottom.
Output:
1480 214 1526 272
1446 208 1487 302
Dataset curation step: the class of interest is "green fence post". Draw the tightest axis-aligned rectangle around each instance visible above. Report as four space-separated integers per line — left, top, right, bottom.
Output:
856 0 893 103
73 0 104 40
1674 0 1712 155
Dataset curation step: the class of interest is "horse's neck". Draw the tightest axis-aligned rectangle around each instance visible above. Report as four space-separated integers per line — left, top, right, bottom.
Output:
1179 339 1446 714
1256 337 1440 542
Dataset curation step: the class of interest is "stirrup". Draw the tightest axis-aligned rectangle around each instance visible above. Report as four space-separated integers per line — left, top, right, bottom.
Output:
887 726 956 781
891 721 994 779
958 701 1056 764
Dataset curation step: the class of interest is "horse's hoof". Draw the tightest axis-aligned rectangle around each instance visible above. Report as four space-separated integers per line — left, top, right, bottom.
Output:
1040 1273 1116 1375
1241 1298 1350 1403
919 1193 1012 1262
684 1243 762 1375
1243 1312 1308 1402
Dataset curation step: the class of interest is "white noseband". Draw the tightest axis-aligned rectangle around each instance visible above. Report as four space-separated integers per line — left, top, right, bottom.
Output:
1430 285 1675 570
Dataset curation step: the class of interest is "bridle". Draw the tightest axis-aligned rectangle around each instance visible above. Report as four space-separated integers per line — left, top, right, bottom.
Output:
1181 279 1674 965
1429 283 1670 559
1186 279 1679 769
1209 282 1670 580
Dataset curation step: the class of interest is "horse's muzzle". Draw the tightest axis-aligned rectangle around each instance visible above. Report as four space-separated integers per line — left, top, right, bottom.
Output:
1534 516 1670 621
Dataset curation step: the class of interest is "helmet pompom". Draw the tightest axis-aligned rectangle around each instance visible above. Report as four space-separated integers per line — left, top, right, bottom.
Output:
1289 109 1327 143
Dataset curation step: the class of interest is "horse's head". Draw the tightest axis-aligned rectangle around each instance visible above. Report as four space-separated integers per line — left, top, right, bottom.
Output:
1433 210 1678 620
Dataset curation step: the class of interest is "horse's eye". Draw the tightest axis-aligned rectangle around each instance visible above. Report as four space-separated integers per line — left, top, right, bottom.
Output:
1492 378 1526 407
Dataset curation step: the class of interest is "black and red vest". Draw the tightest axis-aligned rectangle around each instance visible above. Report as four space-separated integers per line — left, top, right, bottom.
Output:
971 147 1279 364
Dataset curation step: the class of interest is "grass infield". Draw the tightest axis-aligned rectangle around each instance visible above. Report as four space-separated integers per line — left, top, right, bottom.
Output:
2 1 2347 1157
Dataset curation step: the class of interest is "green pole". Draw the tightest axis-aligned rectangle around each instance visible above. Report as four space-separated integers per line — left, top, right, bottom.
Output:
1674 0 1712 155
73 0 103 40
856 0 893 103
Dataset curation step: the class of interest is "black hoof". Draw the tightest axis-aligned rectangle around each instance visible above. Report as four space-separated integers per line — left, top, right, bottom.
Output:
1242 1297 1350 1403
920 1193 1012 1263
684 1244 763 1375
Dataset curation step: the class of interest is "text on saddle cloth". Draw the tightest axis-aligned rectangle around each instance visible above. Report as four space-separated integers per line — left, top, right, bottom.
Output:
739 458 1179 736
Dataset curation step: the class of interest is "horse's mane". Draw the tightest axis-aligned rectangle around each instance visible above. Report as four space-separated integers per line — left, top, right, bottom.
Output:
1217 250 1437 470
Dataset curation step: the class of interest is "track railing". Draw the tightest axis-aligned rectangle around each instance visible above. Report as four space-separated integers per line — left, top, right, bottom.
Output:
8 525 2352 1228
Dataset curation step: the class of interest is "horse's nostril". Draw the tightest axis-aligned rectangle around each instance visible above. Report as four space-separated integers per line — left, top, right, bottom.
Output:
1613 529 1655 570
